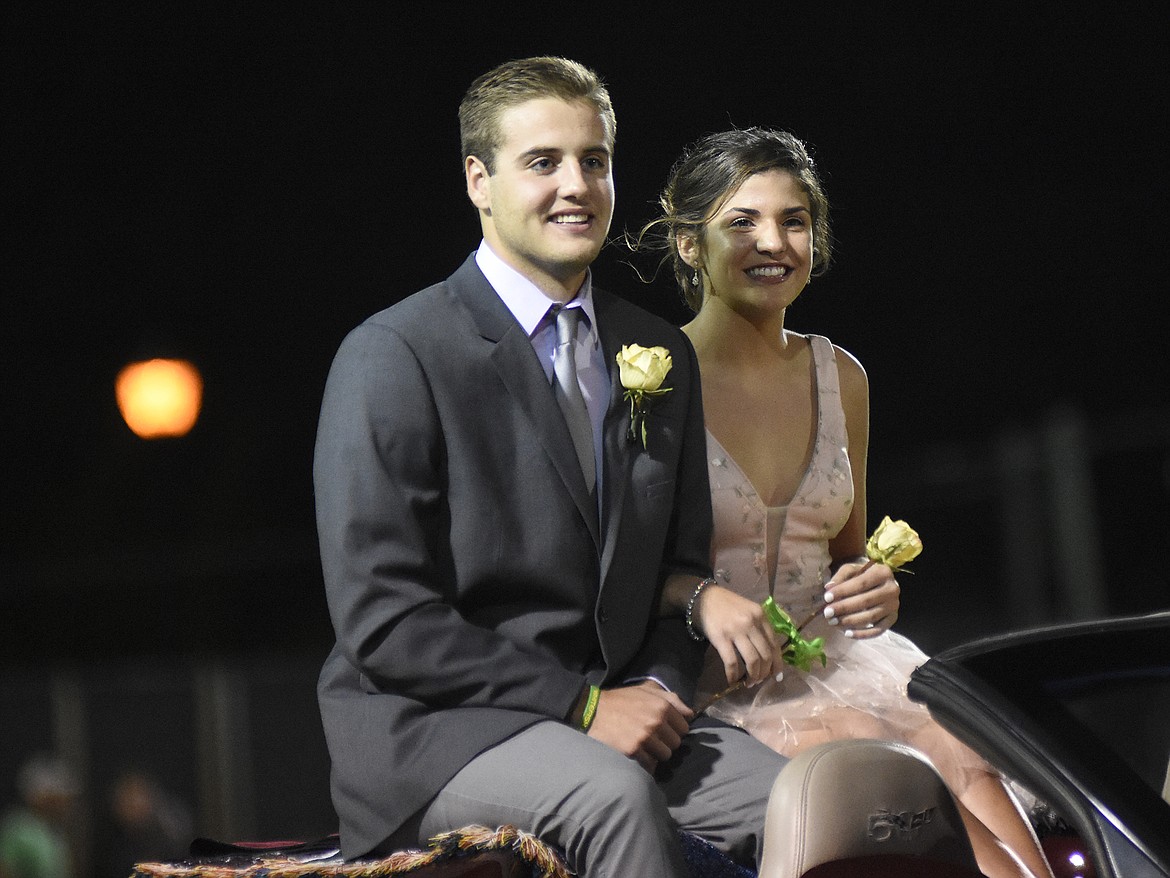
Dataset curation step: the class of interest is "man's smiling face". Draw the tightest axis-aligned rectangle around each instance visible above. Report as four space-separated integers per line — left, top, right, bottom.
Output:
466 97 614 300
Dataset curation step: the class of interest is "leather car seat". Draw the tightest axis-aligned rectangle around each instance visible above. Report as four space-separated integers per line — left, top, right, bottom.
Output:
758 739 986 878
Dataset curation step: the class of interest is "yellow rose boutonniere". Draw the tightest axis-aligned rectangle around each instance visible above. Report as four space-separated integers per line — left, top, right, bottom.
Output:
865 516 923 573
615 344 673 449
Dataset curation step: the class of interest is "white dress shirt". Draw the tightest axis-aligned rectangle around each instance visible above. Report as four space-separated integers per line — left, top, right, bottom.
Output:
475 242 610 493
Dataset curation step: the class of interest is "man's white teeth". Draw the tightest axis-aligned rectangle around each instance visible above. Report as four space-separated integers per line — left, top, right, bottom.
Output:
553 214 589 223
748 265 788 277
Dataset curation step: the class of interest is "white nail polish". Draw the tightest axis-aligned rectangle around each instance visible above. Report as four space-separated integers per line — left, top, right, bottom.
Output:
823 591 834 603
827 617 839 626
823 606 835 620
844 629 855 638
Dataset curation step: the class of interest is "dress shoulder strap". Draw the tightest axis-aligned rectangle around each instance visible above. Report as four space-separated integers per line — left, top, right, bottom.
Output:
804 334 846 443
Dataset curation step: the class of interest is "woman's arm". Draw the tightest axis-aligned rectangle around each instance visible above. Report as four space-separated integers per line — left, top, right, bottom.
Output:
661 574 783 688
823 346 900 637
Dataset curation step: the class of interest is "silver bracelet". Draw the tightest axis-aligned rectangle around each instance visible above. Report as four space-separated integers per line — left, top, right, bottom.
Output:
686 578 716 642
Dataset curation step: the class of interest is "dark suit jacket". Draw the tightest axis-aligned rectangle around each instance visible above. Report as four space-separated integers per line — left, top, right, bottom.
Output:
313 255 712 858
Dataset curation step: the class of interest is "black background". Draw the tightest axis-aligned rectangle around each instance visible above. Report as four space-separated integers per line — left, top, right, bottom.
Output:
6 3 1169 658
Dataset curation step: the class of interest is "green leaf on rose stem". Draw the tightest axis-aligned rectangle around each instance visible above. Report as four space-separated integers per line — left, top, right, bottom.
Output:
787 636 827 672
761 597 827 671
761 597 797 638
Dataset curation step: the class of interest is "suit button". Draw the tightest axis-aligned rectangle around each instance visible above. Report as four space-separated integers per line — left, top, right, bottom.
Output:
598 608 609 624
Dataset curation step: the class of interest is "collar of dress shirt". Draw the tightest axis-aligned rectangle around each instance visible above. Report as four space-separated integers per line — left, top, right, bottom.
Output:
475 240 599 339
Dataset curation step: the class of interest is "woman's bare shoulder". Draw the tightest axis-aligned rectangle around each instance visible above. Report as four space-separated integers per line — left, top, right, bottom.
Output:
826 340 870 413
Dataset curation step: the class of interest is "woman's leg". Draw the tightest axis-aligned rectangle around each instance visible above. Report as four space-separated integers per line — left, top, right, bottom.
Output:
957 774 1054 878
907 719 1054 878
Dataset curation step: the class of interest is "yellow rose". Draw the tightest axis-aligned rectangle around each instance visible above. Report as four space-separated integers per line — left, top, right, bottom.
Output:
615 344 673 450
616 344 672 393
865 516 923 571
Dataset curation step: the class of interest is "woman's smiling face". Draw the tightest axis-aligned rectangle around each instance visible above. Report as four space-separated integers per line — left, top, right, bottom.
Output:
682 169 814 319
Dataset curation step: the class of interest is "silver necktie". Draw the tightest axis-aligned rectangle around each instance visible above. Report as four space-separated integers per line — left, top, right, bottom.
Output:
552 306 595 493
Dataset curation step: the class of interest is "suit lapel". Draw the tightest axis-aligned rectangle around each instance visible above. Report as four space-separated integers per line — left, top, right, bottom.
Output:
595 291 633 583
449 257 601 548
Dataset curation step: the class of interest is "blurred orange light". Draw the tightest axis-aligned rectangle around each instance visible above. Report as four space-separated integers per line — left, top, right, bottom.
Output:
116 358 203 439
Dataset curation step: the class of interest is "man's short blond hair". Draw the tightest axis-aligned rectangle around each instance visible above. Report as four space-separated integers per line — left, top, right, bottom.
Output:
459 56 615 174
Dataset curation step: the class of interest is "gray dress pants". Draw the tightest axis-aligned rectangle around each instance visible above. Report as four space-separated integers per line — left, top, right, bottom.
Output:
382 719 786 878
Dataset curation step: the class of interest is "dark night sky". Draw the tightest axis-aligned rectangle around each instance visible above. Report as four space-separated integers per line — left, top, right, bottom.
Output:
5 4 1169 658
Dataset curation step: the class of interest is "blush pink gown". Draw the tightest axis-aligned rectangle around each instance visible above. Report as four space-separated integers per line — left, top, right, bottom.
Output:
697 334 994 795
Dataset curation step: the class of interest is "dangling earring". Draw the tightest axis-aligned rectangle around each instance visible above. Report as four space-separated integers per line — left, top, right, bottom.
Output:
691 270 700 287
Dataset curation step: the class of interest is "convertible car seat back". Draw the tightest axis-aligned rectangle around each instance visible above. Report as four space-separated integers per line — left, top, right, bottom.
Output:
758 738 985 878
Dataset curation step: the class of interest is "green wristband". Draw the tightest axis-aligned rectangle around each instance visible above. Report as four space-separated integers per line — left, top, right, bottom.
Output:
581 684 600 731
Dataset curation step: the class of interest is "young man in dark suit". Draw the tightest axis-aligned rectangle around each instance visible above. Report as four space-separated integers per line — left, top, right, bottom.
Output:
313 56 785 877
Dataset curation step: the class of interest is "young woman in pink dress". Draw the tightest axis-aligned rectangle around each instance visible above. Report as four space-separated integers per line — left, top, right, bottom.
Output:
646 128 1053 878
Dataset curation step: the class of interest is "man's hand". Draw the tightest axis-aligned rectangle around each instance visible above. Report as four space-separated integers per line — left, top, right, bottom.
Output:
587 681 693 773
